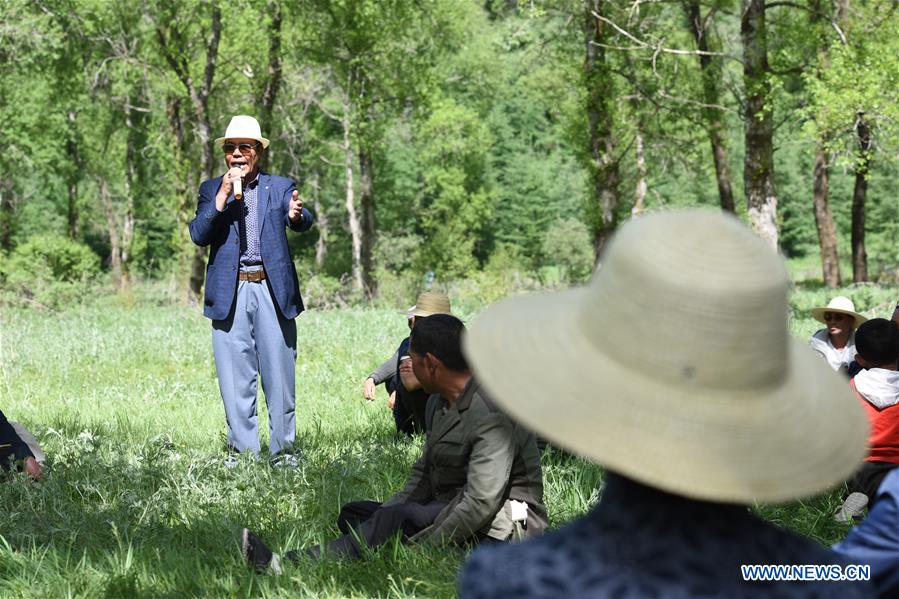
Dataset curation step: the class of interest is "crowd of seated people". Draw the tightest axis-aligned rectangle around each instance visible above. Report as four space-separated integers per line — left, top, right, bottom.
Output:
458 210 877 597
12 208 899 597
237 208 899 596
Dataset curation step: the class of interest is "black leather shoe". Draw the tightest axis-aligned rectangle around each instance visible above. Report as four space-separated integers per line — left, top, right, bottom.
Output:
241 528 282 574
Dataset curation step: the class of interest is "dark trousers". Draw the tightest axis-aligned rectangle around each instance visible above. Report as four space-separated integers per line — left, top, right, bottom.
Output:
393 387 429 436
849 461 898 506
311 500 448 559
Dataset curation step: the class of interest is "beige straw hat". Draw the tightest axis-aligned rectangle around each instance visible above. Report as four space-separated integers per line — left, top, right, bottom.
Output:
214 115 270 149
407 292 452 318
810 296 867 329
464 210 867 504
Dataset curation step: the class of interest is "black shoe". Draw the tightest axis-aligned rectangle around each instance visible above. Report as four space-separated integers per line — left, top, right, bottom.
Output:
241 528 282 574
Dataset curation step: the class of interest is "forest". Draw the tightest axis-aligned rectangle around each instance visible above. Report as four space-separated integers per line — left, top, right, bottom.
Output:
2 0 899 308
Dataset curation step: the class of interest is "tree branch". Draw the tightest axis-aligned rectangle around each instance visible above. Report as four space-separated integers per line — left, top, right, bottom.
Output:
590 11 739 63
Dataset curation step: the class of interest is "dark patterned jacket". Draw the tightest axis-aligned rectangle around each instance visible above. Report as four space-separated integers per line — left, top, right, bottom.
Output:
0 410 34 469
459 473 874 598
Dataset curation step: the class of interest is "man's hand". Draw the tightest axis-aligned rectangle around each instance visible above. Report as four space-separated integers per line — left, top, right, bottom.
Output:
387 390 396 410
399 356 422 391
215 167 244 211
288 190 304 223
22 456 42 481
363 377 377 401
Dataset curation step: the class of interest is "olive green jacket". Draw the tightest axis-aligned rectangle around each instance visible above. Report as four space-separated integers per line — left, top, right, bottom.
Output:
384 377 546 544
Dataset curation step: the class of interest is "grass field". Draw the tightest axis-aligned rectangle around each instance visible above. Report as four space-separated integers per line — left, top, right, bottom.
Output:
1 280 897 597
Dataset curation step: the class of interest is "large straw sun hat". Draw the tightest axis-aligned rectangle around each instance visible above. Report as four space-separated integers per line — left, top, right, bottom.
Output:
810 296 867 329
407 292 452 318
214 115 270 149
464 210 867 504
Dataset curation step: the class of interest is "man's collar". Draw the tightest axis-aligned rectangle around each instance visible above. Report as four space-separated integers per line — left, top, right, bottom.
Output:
244 170 261 187
454 376 477 411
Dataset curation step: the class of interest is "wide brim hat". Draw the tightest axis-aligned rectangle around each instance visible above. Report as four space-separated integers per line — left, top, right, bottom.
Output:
214 115 270 149
811 296 867 329
407 292 452 318
464 210 867 504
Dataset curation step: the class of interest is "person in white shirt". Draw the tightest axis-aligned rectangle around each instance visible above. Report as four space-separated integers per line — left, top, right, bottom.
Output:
809 296 867 373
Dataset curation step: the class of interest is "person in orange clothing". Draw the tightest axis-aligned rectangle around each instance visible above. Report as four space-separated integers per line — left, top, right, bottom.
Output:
836 318 899 522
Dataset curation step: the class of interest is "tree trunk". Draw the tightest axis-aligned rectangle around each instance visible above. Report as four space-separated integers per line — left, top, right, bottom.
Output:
342 101 364 292
118 91 146 292
258 0 283 128
66 110 80 239
154 3 221 302
852 113 870 283
98 178 122 284
359 146 376 295
684 0 735 213
0 179 11 251
311 170 328 270
584 0 621 260
812 147 841 286
632 130 647 216
741 0 778 249
809 0 841 288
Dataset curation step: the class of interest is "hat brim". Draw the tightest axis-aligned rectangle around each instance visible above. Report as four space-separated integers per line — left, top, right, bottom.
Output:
408 308 452 318
810 307 867 329
214 136 270 149
464 287 868 504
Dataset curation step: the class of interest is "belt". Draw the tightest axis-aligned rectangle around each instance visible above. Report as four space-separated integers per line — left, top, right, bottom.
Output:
238 269 267 282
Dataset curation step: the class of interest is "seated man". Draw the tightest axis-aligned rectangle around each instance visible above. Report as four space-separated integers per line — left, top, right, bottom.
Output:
243 314 546 572
458 210 872 598
835 318 899 522
1 410 43 480
362 292 453 434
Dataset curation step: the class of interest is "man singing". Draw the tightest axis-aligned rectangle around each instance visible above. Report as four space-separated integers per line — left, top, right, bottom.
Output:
189 115 314 467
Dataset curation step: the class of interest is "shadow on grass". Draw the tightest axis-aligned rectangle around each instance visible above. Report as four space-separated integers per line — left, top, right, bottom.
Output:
0 416 464 598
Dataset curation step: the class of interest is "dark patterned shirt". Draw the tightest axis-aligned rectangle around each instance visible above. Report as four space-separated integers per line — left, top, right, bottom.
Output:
239 175 261 266
459 473 874 599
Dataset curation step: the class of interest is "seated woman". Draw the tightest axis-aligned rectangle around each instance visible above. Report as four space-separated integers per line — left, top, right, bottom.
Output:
809 296 867 373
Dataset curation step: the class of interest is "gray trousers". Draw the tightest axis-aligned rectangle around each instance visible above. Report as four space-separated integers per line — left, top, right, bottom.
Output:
212 275 297 455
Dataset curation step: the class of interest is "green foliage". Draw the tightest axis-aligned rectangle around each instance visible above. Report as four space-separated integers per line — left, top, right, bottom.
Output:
6 0 899 301
448 244 541 313
416 98 493 279
803 4 899 165
541 218 594 283
1 234 101 308
372 234 425 310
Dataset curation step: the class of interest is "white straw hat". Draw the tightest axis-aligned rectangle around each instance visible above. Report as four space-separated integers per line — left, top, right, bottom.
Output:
464 209 867 504
214 115 270 148
810 296 867 329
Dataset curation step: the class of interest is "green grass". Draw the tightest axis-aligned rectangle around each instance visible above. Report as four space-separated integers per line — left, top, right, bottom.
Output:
1 280 897 597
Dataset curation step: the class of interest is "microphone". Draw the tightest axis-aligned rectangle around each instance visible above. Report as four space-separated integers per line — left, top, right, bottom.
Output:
233 175 243 201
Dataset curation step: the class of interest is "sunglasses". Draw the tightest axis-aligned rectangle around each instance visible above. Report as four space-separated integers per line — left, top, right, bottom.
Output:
823 312 848 321
222 142 258 154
